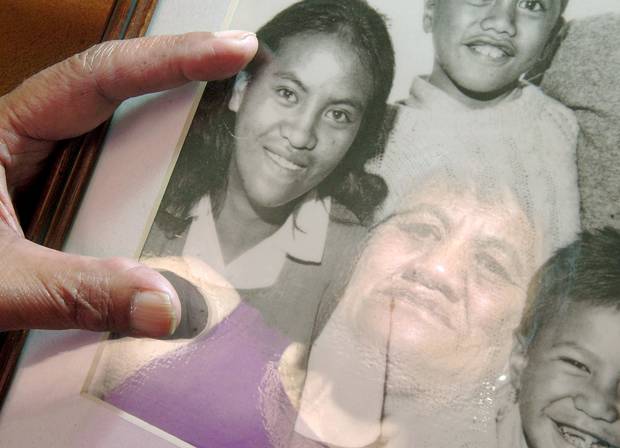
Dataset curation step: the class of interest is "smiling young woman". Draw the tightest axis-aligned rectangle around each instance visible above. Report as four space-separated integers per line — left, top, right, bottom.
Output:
139 0 395 337
92 2 397 446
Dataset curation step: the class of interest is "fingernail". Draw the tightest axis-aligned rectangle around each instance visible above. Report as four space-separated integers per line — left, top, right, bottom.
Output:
214 30 256 41
130 291 178 337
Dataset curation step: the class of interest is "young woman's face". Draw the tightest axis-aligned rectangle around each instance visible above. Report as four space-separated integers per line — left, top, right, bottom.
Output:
346 181 536 392
426 0 562 98
228 33 372 209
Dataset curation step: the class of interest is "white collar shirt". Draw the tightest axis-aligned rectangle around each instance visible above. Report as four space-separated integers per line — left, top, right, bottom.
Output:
182 192 331 289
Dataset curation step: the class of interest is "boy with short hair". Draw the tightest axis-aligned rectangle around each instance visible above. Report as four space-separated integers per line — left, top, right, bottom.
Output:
501 227 620 448
370 0 580 258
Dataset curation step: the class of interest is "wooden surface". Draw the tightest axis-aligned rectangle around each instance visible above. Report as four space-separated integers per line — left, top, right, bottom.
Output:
0 0 159 409
0 0 116 96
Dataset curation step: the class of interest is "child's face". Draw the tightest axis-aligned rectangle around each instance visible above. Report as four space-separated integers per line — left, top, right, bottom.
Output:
425 0 562 100
228 33 371 209
514 303 620 448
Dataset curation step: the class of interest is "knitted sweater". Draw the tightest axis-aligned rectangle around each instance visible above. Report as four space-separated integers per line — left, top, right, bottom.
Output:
541 14 620 230
367 77 581 259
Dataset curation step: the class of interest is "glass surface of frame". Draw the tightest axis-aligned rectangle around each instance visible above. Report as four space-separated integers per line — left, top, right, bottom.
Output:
2 1 620 447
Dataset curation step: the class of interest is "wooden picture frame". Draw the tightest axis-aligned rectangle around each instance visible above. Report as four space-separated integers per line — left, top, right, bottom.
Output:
0 0 158 409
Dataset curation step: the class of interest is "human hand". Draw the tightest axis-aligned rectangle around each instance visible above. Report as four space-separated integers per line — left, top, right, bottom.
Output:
0 31 258 337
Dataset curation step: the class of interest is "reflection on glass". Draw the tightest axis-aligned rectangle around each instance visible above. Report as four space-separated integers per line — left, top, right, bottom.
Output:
298 174 540 448
87 1 396 447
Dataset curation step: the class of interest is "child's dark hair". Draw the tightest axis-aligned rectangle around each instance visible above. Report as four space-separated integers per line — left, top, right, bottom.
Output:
525 0 571 84
519 227 620 347
158 0 395 233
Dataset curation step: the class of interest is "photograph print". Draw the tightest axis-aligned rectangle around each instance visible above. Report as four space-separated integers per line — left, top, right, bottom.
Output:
86 1 620 447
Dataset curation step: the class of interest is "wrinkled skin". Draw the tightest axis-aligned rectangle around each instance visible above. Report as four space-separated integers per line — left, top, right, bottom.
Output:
0 31 258 336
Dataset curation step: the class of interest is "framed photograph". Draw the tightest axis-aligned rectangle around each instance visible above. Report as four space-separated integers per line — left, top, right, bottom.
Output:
1 1 619 447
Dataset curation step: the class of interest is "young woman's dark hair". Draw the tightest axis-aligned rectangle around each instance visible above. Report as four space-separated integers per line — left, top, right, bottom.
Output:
159 0 395 233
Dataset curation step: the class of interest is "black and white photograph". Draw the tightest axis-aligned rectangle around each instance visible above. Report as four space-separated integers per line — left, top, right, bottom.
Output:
1 0 619 447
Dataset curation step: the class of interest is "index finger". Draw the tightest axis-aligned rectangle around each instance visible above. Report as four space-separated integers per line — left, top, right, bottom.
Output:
0 31 257 166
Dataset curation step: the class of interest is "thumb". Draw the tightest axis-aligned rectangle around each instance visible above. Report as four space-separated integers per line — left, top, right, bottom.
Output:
0 234 181 337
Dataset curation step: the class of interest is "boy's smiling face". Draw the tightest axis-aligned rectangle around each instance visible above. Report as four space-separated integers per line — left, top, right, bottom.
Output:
514 303 620 448
425 0 563 104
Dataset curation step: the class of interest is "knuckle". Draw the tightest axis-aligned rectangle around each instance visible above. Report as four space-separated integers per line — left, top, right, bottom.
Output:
65 41 127 104
76 280 110 331
43 267 115 331
143 34 182 53
71 41 118 76
68 47 95 77
100 256 139 272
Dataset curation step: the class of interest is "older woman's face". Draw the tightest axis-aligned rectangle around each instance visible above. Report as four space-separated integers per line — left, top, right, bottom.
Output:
227 33 372 208
347 182 536 390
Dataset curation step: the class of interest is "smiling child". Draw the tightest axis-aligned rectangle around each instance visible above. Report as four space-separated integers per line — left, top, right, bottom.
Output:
425 0 569 106
501 227 620 448
370 0 580 258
